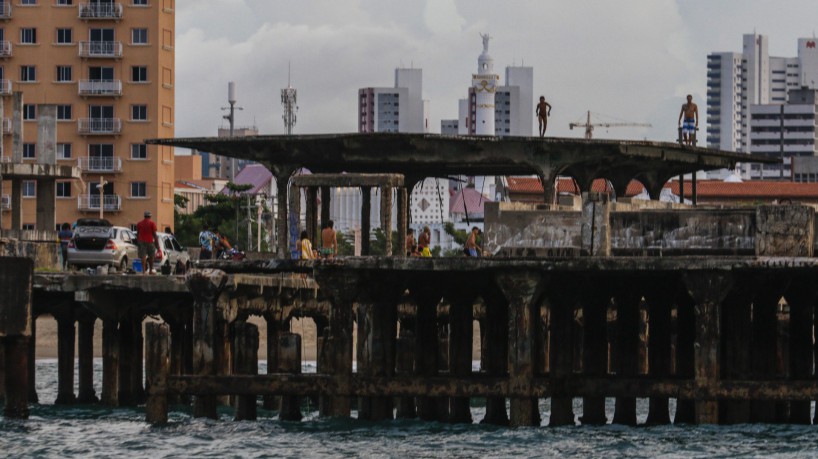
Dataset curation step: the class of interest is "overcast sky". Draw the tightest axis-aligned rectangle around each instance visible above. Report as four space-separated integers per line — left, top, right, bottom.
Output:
175 0 818 142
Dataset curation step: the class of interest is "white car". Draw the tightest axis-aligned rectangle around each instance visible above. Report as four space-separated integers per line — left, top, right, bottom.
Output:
67 224 138 272
153 232 191 274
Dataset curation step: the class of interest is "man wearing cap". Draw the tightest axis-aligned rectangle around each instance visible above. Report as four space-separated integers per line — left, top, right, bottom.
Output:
136 210 159 274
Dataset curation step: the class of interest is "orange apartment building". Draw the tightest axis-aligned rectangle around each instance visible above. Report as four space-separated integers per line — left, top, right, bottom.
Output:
0 0 175 231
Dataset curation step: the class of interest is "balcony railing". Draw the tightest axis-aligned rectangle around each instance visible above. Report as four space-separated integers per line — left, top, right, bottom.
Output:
0 79 10 95
78 194 121 212
78 156 122 173
0 2 11 19
0 40 12 57
2 118 10 134
78 118 122 135
78 2 123 19
78 79 122 96
78 41 123 58
1 194 10 211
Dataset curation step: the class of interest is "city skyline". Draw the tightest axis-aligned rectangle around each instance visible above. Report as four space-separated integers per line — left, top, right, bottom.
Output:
175 0 818 143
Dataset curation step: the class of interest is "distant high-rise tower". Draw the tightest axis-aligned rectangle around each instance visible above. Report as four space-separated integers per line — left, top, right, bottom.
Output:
472 33 499 136
358 67 428 133
282 64 298 135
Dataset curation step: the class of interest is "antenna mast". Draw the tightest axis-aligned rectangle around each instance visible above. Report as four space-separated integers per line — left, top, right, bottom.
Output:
281 62 298 135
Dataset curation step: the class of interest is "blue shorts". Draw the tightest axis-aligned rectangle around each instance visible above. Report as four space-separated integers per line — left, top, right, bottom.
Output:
682 118 696 135
467 248 478 257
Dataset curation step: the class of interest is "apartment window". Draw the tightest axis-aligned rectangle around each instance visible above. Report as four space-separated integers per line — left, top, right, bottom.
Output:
20 0 38 4
131 28 148 45
131 143 147 159
20 28 37 44
57 105 72 120
23 181 35 198
22 224 35 230
56 65 72 82
131 182 147 198
23 104 36 120
20 66 36 82
131 104 147 121
56 182 71 198
56 0 73 5
131 66 147 82
56 28 72 45
133 0 148 5
23 143 35 159
57 143 72 160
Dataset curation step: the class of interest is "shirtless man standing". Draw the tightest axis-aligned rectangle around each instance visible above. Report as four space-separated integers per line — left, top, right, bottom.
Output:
678 94 699 146
320 220 338 258
536 96 552 138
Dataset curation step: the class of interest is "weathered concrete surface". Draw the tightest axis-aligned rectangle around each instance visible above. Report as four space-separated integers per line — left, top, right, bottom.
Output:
0 163 80 180
0 257 33 337
756 205 814 257
0 234 61 271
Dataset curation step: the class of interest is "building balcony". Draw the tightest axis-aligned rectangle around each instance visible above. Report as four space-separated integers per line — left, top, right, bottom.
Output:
0 2 10 20
0 40 11 57
78 118 122 135
78 2 123 20
1 194 10 211
78 194 121 212
78 156 122 173
2 118 10 134
78 41 123 58
78 79 122 97
0 78 10 95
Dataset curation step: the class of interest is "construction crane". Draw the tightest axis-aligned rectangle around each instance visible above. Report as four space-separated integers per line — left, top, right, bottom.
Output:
569 111 652 140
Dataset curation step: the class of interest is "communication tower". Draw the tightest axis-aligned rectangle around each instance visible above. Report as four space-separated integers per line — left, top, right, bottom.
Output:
281 63 298 135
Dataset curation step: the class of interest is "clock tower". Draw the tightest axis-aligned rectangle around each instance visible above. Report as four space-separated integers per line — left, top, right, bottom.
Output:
472 33 499 136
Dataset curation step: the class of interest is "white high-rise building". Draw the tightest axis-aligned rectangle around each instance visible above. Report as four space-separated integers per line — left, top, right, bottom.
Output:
472 33 499 136
358 68 428 133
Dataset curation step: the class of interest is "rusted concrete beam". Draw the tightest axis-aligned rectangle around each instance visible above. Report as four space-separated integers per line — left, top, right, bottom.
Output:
145 322 170 425
232 321 259 421
277 332 302 421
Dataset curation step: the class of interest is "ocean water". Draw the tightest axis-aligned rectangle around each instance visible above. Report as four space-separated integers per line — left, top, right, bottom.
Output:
2 360 818 458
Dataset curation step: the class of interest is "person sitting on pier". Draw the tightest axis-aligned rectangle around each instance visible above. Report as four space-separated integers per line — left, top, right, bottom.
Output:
418 226 432 257
298 230 317 259
199 226 215 260
320 220 338 258
405 228 416 257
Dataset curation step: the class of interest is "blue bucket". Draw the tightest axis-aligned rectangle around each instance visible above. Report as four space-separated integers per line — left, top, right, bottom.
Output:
132 259 143 273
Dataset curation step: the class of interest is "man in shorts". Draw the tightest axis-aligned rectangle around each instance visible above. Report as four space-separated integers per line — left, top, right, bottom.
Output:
536 96 552 138
465 226 482 257
678 94 698 146
136 210 159 274
320 220 338 258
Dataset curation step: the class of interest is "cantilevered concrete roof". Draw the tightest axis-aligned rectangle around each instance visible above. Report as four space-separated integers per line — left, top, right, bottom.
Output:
148 133 779 198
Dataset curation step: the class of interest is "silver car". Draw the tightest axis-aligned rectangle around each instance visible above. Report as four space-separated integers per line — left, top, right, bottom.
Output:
67 225 138 272
154 232 191 274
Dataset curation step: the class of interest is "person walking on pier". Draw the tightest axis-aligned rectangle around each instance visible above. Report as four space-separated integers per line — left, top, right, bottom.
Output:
136 211 159 274
298 230 317 259
465 226 483 257
320 220 338 258
678 94 699 146
58 222 73 269
536 96 552 138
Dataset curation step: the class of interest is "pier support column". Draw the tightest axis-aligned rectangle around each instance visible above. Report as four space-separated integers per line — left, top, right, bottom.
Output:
187 270 229 419
263 311 287 411
320 186 331 230
0 257 33 419
131 317 146 405
446 289 475 424
76 313 98 403
410 282 443 421
316 272 358 418
784 280 814 424
751 284 787 423
496 270 546 427
580 283 610 425
719 276 755 424
645 283 673 425
683 271 732 425
380 186 393 256
547 279 576 427
481 284 509 425
395 330 416 419
674 292 696 423
355 274 402 421
612 287 641 426
0 345 4 404
361 187 371 255
278 332 302 421
396 187 407 257
28 318 37 404
305 186 318 243
273 169 293 259
55 310 77 405
3 336 30 419
101 319 120 406
117 317 135 406
233 321 259 421
145 322 170 425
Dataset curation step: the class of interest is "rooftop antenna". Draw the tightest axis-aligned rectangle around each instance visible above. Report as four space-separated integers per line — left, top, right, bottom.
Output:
221 81 244 180
281 62 298 135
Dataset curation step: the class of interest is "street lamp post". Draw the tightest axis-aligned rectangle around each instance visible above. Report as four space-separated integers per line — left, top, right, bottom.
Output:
97 175 108 220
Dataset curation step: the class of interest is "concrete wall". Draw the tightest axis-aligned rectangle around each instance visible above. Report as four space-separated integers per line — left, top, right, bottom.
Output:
0 230 62 270
484 202 582 256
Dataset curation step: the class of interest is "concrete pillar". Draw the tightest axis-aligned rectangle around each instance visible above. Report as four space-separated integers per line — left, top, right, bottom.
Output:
305 186 318 243
320 186 331 230
396 187 408 257
37 104 57 166
579 284 609 425
288 183 301 259
28 317 37 404
167 320 184 405
76 315 97 403
547 282 575 427
117 318 134 406
412 284 443 421
316 272 357 418
145 322 170 425
232 321 258 421
496 270 546 427
381 186 393 256
447 293 474 423
612 287 640 426
3 336 29 419
11 92 22 163
132 318 145 405
10 179 22 230
751 287 785 422
480 285 509 426
277 332 302 421
274 172 290 259
719 276 755 424
581 192 611 256
395 332 416 419
674 294 696 423
784 282 813 424
35 179 56 232
361 186 371 255
683 272 732 425
263 311 286 411
0 257 33 418
187 270 228 419
101 319 119 406
644 285 672 425
55 312 77 404
0 344 4 404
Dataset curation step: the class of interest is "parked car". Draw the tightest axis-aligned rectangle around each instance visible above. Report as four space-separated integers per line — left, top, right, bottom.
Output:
154 232 191 274
67 223 138 272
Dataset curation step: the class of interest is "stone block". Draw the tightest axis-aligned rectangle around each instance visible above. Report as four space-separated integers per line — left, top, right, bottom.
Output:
755 205 814 257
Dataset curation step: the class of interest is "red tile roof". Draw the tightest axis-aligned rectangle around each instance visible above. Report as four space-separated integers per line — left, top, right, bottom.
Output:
450 187 492 215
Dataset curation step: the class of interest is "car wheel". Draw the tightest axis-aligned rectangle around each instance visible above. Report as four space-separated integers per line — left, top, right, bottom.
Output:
119 257 128 273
